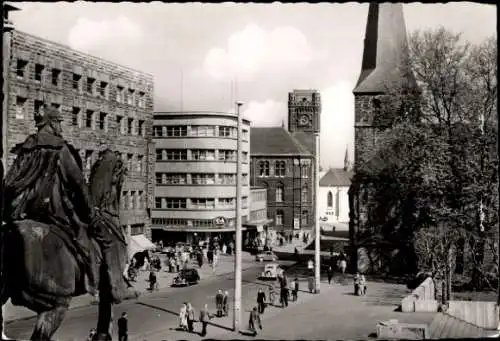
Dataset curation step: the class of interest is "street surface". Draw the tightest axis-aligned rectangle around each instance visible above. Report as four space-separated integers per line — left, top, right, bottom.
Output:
5 261 296 341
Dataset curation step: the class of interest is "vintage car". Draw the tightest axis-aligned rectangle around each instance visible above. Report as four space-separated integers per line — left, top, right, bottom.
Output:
260 263 282 280
172 268 200 287
255 250 278 262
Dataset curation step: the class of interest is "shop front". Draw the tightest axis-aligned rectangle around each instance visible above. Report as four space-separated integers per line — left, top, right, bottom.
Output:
243 218 274 249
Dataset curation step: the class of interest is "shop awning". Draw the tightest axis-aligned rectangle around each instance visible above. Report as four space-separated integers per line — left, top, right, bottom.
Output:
243 218 273 228
128 234 156 258
152 226 247 232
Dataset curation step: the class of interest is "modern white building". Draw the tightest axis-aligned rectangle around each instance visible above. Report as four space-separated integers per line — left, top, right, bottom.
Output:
318 150 352 230
151 111 253 245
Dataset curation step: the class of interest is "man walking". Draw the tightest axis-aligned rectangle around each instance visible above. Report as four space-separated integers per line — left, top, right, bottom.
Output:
248 307 262 336
222 291 229 316
327 265 334 284
186 303 195 333
257 288 266 314
117 312 128 341
291 277 299 302
215 289 224 317
199 304 211 337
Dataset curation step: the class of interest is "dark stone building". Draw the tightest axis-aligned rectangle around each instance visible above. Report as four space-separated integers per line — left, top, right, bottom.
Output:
250 89 321 237
349 3 415 273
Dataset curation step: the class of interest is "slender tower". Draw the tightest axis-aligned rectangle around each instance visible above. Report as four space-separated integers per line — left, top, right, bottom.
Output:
349 3 414 273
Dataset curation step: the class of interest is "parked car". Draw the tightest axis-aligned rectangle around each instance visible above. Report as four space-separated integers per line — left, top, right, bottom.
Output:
172 268 200 287
260 263 282 280
256 251 278 262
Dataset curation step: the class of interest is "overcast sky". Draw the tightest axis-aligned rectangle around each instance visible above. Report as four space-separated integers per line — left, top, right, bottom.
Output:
11 2 496 169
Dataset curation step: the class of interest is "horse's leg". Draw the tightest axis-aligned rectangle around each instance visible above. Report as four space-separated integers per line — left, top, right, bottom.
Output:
97 290 113 341
30 304 68 341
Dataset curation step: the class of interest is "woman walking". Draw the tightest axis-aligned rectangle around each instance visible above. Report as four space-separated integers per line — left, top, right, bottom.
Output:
179 303 188 331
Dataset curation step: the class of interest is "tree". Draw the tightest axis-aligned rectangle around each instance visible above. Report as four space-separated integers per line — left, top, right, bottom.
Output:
360 27 498 293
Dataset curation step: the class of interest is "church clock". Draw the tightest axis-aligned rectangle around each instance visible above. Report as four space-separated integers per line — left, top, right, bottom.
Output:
299 114 311 127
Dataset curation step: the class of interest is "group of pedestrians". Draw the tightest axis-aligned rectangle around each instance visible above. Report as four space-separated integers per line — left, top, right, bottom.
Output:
215 289 229 317
178 302 212 336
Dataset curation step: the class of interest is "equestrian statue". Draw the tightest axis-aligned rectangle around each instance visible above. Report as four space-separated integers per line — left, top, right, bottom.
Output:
0 106 139 341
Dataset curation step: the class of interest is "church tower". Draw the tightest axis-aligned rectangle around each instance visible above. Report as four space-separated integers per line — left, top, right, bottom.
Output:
288 89 321 157
349 3 414 272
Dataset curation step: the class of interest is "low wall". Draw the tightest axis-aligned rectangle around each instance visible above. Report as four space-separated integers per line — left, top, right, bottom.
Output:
402 277 438 313
448 301 499 330
377 319 429 340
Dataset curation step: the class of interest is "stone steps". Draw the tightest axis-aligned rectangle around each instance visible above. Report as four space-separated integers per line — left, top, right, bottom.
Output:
429 312 488 339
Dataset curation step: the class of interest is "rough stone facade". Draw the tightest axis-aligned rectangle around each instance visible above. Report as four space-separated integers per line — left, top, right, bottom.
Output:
4 30 155 239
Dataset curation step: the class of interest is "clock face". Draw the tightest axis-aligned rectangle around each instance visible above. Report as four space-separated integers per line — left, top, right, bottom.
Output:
299 115 310 126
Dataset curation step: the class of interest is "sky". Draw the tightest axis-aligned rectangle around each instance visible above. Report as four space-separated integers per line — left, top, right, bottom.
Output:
10 2 496 169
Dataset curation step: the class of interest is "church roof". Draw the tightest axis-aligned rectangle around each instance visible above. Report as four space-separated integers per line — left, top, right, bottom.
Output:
250 127 312 156
290 131 314 155
353 3 414 94
320 168 353 187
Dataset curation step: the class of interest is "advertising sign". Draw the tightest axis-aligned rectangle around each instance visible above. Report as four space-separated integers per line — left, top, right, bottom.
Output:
293 218 300 230
214 216 226 227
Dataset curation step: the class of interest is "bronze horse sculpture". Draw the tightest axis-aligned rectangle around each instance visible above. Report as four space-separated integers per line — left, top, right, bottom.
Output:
0 149 130 341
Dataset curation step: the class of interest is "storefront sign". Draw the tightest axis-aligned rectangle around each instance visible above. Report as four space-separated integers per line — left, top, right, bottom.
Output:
293 218 300 230
214 216 226 227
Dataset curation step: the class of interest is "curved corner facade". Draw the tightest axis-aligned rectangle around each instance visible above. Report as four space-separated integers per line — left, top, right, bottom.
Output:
151 111 251 244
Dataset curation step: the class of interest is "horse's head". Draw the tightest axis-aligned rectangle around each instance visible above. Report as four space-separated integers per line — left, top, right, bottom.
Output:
88 148 128 213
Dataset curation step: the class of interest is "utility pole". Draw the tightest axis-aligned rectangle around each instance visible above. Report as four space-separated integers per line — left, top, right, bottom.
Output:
314 131 321 293
233 100 244 331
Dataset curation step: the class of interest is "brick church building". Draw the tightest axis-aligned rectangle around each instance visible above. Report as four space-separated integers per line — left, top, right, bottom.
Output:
250 90 321 237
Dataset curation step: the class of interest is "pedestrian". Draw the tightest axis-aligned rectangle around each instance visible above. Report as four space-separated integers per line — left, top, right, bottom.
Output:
179 303 188 331
327 265 334 284
257 288 266 314
280 285 289 308
292 277 299 302
117 312 128 341
199 303 212 336
307 258 314 275
340 259 347 274
149 271 157 291
268 285 276 306
197 251 203 268
186 303 196 333
248 307 262 336
222 291 229 316
215 289 224 317
308 276 315 294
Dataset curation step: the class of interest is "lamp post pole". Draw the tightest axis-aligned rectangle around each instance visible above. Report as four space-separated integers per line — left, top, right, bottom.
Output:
314 132 321 293
233 101 244 331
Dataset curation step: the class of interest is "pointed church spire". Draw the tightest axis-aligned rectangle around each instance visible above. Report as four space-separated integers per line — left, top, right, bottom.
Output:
353 3 413 94
344 145 350 171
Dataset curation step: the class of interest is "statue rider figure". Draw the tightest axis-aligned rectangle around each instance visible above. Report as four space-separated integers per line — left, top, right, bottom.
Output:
2 106 136 303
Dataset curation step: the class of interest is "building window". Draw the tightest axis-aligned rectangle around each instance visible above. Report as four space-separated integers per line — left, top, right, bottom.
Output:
16 59 28 79
163 150 188 161
85 110 94 129
242 173 248 186
218 198 235 208
192 149 215 161
116 85 124 103
35 64 44 82
138 191 144 209
242 129 249 140
192 173 215 185
137 155 144 174
72 73 82 91
122 191 129 210
138 91 146 108
335 190 340 217
242 196 248 208
301 164 310 178
219 126 233 137
259 161 270 177
126 154 133 171
276 183 284 202
191 198 215 209
127 118 134 135
98 112 108 131
242 152 248 163
161 173 187 185
191 125 215 137
127 89 135 106
84 150 93 170
138 120 145 137
165 198 187 209
301 184 309 202
116 115 124 134
301 210 308 225
52 69 61 86
34 100 44 116
218 150 236 161
275 210 284 225
218 173 236 185
15 97 26 119
129 191 136 209
153 126 163 137
327 191 333 208
275 161 286 177
99 81 108 98
87 77 96 95
72 107 81 127
131 224 144 236
166 126 187 137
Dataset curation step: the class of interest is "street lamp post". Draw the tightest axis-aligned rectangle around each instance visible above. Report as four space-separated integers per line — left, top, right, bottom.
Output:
233 101 244 331
314 132 321 293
